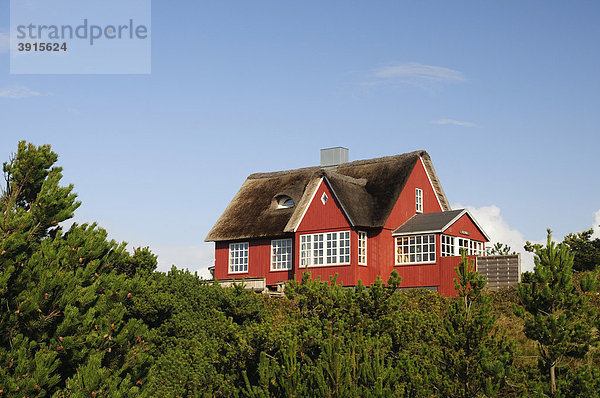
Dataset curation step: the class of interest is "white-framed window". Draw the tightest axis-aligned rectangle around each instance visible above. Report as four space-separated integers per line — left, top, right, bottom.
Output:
300 234 312 267
276 196 294 209
229 242 249 273
321 193 328 205
339 231 350 264
358 231 367 265
313 234 324 265
455 237 485 256
458 238 470 255
271 239 292 271
300 231 350 267
415 188 423 213
470 241 484 256
396 234 436 264
441 234 455 257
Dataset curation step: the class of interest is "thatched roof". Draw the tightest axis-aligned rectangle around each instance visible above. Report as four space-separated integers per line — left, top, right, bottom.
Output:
205 150 450 242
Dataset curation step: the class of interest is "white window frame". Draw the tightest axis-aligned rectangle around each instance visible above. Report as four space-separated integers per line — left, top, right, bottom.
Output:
457 238 470 256
470 240 484 256
300 231 350 267
395 234 436 265
276 196 294 209
358 231 367 265
455 237 484 256
441 234 455 257
229 242 249 273
415 188 423 213
271 239 293 271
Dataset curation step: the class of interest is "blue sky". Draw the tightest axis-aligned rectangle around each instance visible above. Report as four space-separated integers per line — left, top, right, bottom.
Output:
1 1 599 275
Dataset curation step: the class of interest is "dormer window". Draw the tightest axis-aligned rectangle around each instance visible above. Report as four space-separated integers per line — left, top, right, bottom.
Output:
276 195 294 209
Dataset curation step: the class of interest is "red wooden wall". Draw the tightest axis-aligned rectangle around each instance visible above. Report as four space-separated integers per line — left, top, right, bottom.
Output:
443 213 487 241
214 239 293 285
384 157 443 230
212 156 488 297
294 178 358 286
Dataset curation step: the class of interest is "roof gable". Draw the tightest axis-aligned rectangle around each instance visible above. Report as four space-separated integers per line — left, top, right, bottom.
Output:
294 177 354 232
392 209 490 241
205 150 451 242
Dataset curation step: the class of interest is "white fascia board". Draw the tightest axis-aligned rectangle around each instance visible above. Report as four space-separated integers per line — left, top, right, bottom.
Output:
439 209 491 241
419 156 445 212
392 229 443 236
293 177 323 233
463 209 491 241
322 176 355 227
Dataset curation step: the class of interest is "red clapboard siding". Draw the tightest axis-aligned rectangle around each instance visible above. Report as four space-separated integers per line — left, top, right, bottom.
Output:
438 255 478 297
296 178 352 233
443 213 487 242
214 239 293 285
294 178 358 286
384 157 443 230
212 156 487 296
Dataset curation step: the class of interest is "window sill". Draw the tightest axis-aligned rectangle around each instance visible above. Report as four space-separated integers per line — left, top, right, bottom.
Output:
298 263 351 268
394 262 437 266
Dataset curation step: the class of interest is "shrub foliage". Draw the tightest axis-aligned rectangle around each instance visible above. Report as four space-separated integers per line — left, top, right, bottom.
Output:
1 142 598 397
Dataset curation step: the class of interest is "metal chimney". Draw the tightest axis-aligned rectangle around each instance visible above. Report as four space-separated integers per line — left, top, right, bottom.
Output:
320 147 349 167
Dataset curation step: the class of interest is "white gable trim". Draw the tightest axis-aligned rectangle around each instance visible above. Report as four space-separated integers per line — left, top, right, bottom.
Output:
294 177 323 232
462 209 491 241
419 156 445 212
293 177 323 233
392 209 491 241
323 176 355 227
440 209 491 241
393 229 446 236
292 177 355 232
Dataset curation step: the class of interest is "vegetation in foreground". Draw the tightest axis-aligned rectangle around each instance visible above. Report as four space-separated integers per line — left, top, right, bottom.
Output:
1 141 599 397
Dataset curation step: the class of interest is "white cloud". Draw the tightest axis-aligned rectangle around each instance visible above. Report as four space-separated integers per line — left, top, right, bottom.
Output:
430 119 479 128
152 243 214 279
0 32 8 53
373 62 466 83
592 209 600 239
0 85 43 99
454 204 536 272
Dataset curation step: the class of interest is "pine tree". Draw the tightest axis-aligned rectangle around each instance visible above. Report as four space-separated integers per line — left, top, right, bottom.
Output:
486 242 516 255
0 142 152 396
436 251 515 397
516 230 596 395
562 229 600 272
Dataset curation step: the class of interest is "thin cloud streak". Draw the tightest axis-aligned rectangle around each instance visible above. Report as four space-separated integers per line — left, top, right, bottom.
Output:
431 119 479 128
373 62 466 82
0 86 44 99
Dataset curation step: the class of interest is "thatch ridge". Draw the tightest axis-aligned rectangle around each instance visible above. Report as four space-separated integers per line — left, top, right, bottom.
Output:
205 150 450 242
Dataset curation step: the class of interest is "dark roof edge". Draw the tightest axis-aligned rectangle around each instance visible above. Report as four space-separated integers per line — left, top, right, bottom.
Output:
391 209 491 241
391 209 463 235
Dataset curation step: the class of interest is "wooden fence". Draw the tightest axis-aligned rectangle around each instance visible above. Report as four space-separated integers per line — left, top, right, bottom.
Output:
476 254 521 290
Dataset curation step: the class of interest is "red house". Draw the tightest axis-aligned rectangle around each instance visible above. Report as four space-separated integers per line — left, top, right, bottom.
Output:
205 148 489 296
